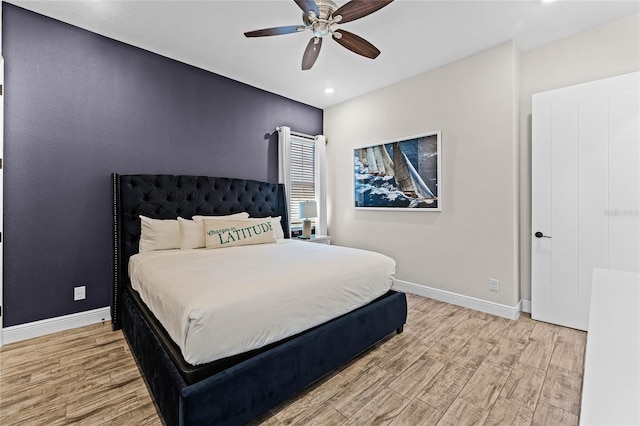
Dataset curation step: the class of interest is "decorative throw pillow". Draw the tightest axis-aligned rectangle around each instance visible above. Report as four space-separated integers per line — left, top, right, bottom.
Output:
202 217 276 249
179 212 250 249
248 215 285 239
139 216 180 252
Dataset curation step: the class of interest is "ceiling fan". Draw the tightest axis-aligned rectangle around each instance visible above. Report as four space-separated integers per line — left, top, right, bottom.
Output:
244 0 394 70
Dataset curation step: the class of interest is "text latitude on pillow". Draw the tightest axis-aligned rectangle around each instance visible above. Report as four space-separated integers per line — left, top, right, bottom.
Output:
208 222 273 245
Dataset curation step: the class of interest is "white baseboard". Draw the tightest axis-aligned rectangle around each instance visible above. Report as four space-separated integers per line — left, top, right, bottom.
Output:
392 280 521 320
520 300 531 313
1 307 111 345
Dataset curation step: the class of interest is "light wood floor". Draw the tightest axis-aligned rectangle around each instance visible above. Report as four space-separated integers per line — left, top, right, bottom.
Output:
0 294 587 425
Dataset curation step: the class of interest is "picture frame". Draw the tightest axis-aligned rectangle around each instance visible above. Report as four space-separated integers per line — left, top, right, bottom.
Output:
354 131 441 211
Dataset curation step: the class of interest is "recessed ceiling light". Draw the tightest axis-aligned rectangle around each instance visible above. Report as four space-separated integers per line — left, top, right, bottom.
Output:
324 87 334 94
541 0 556 3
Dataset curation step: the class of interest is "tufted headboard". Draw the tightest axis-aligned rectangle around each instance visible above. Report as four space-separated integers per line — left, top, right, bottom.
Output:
111 174 289 330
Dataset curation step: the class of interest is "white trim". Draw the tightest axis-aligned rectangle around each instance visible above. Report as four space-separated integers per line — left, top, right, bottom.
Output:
520 299 532 313
1 307 111 345
392 280 521 320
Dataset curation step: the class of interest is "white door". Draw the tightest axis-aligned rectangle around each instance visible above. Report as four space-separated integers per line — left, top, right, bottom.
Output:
532 72 639 331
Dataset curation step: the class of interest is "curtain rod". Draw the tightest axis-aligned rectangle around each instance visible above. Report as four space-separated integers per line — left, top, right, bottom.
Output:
275 127 317 141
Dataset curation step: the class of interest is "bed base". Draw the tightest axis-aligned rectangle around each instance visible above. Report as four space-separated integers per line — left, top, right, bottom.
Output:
123 289 407 425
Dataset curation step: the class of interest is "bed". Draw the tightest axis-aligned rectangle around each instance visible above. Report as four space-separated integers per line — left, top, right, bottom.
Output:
112 173 408 425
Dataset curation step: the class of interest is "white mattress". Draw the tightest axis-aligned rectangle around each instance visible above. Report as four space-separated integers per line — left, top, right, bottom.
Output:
128 240 395 365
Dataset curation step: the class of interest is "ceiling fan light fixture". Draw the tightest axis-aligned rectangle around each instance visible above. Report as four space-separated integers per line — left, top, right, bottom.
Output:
245 0 394 70
312 23 331 38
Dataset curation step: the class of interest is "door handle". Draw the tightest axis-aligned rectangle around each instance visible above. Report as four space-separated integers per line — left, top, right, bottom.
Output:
534 231 551 239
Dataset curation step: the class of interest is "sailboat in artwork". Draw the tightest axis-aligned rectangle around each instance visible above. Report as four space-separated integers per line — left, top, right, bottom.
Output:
392 142 436 204
356 148 367 168
376 145 395 177
358 145 395 177
366 147 379 174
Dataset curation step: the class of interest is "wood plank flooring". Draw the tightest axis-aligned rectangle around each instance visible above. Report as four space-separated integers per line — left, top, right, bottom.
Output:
0 294 587 425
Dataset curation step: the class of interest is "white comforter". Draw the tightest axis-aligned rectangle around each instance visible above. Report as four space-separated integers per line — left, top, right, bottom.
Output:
128 240 395 365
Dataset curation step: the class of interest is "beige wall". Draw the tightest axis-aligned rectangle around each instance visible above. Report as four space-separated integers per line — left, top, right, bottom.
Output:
325 42 521 307
519 14 640 301
325 14 639 310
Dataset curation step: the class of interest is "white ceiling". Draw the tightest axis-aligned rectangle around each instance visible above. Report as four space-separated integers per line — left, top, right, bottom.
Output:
8 0 640 109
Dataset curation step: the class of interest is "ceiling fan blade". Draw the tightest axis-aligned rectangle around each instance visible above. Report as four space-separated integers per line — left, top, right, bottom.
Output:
244 25 304 38
332 29 380 59
294 0 320 17
332 0 394 24
302 37 322 70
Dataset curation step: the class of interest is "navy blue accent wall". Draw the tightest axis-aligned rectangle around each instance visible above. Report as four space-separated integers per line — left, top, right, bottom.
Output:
2 4 322 326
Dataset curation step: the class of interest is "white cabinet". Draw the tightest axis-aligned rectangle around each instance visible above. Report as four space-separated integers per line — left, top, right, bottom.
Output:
580 269 640 425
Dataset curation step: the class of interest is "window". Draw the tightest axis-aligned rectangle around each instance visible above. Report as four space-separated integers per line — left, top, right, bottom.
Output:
277 126 327 236
289 138 315 227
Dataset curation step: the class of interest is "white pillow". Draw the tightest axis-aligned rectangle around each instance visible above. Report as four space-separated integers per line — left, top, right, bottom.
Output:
192 212 250 222
178 217 205 250
270 216 285 239
202 217 276 249
139 216 180 252
179 212 250 249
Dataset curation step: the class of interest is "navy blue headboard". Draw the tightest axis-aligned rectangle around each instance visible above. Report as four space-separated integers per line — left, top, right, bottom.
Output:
111 174 289 329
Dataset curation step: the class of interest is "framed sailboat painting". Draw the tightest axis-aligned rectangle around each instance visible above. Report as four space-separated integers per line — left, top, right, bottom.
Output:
354 131 441 211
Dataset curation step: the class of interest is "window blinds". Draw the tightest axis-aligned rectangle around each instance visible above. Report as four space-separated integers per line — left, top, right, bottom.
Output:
289 139 316 226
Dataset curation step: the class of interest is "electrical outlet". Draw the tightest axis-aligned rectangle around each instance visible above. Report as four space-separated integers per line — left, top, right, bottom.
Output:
489 279 499 292
74 286 86 301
